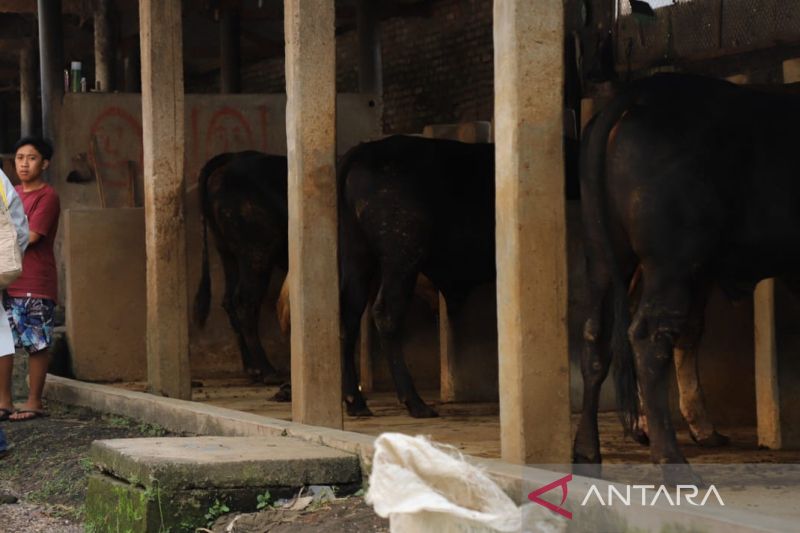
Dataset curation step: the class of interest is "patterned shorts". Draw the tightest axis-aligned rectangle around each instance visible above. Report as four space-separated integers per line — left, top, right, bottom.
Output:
3 297 55 354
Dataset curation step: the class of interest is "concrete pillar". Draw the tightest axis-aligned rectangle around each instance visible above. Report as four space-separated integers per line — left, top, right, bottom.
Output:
94 0 114 92
139 0 191 399
784 58 800 84
494 0 570 464
726 73 749 85
220 5 241 94
438 289 498 403
284 0 342 428
37 0 64 142
754 278 800 449
753 59 800 449
20 42 37 137
356 0 382 95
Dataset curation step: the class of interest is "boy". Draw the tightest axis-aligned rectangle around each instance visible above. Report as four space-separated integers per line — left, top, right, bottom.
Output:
0 137 60 422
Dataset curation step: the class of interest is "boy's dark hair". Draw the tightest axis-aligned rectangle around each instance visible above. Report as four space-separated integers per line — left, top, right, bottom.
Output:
14 136 54 161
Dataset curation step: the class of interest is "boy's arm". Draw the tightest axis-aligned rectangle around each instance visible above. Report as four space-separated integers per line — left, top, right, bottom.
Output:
26 190 59 247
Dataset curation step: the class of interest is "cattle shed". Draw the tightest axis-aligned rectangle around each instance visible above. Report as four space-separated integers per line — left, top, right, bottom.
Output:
1 0 800 499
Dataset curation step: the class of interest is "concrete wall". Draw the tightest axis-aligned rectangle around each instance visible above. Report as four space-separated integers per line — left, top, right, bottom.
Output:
64 208 146 381
55 92 381 381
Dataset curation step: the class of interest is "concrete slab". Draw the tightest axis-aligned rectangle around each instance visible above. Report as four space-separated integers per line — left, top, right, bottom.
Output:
91 436 361 490
86 435 361 532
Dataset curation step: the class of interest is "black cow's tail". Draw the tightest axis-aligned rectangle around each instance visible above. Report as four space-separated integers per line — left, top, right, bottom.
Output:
581 87 640 436
336 142 376 331
335 143 365 270
193 152 235 328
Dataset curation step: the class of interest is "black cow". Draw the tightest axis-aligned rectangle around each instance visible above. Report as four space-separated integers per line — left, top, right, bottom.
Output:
339 135 495 418
573 73 800 483
194 151 288 383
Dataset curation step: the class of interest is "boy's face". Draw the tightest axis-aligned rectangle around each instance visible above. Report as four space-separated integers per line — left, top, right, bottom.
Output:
14 144 49 183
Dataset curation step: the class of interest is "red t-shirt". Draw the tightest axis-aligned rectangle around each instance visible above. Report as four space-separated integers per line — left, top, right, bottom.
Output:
6 184 60 302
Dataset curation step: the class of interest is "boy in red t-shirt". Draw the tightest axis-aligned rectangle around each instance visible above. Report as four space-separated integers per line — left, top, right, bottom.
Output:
0 137 60 422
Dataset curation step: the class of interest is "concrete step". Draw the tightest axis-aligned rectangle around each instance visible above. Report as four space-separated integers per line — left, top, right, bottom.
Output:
85 436 362 532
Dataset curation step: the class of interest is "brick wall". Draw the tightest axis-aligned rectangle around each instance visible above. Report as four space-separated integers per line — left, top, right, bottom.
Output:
235 0 494 134
380 0 493 133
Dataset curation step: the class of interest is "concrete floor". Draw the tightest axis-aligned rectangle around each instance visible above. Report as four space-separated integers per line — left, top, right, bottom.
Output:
115 378 800 464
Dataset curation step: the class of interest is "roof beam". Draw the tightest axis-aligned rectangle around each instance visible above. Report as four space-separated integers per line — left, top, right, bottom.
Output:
0 0 96 15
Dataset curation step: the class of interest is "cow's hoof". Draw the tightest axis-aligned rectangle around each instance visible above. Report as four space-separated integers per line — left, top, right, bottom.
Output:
631 427 650 446
407 402 438 418
270 383 292 402
690 430 730 448
572 450 601 465
662 464 704 487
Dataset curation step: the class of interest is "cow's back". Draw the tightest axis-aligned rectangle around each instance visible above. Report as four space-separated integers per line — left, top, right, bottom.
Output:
599 74 800 287
341 135 496 285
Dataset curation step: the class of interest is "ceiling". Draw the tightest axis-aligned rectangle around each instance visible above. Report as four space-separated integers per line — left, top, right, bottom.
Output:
0 0 435 93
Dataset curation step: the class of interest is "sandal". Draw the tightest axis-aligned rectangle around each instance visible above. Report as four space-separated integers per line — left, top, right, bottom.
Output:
0 408 13 422
9 409 49 422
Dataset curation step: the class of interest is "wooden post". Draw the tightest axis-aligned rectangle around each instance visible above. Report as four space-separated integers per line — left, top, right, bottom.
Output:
284 0 342 428
139 0 191 400
94 0 113 92
37 0 64 142
220 4 241 94
494 0 570 464
123 45 140 92
356 0 382 95
20 41 37 137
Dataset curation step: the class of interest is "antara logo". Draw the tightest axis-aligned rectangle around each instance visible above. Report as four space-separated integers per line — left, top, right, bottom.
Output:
528 474 725 520
581 484 725 507
528 474 573 519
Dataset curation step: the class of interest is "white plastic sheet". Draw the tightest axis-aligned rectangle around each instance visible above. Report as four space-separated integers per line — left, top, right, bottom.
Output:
366 433 565 533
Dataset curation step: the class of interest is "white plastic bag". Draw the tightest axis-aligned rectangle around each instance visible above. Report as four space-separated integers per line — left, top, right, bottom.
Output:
366 433 564 533
0 193 22 289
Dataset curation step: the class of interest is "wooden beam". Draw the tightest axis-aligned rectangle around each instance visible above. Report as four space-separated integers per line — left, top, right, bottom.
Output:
219 4 241 93
0 0 96 15
494 0 570 464
37 0 63 143
139 0 191 400
284 0 342 429
19 40 35 136
93 0 113 91
356 0 382 95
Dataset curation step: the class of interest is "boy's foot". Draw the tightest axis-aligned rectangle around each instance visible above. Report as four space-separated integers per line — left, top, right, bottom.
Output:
9 409 48 422
0 408 13 421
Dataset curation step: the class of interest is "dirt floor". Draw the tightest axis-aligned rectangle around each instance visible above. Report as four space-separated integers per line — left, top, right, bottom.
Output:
0 401 388 532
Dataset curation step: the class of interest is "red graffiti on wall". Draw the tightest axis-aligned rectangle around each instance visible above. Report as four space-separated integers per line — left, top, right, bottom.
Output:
88 106 143 189
205 107 255 161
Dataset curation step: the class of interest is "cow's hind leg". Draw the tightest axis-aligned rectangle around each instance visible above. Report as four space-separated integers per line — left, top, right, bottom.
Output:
573 275 612 476
674 290 729 447
630 274 701 485
340 263 375 417
216 246 257 375
373 268 437 418
235 255 280 384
